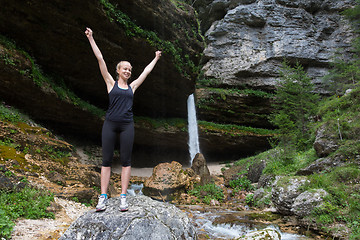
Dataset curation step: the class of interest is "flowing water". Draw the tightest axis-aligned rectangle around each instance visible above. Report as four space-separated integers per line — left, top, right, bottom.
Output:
185 208 314 240
128 184 316 239
187 94 200 165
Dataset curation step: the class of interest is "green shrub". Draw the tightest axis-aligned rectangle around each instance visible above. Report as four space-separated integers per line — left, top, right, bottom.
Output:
229 176 254 191
188 183 224 204
0 187 55 239
245 193 254 206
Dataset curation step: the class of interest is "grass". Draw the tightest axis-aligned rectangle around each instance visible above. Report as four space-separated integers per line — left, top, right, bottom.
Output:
198 120 277 136
0 104 31 124
0 34 105 118
99 0 203 79
302 165 360 239
0 187 55 239
199 87 273 99
227 85 360 239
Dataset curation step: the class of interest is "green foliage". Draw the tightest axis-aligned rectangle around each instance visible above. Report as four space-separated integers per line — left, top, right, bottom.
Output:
270 61 319 151
300 164 360 237
0 103 29 123
198 120 276 136
0 34 105 118
229 176 254 191
245 193 254 206
200 87 273 99
0 187 55 239
188 183 224 204
99 0 202 79
317 88 360 160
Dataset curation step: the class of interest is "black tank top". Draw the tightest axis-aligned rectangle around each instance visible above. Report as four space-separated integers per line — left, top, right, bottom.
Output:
105 82 134 122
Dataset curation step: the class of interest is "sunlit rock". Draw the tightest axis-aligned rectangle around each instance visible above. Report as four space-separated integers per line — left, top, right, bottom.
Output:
239 227 281 240
143 161 194 201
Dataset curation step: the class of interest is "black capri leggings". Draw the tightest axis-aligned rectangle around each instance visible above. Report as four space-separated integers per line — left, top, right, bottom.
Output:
101 120 134 167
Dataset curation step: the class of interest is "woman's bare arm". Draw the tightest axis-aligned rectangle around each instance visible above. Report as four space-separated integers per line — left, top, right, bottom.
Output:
85 28 114 92
130 51 162 93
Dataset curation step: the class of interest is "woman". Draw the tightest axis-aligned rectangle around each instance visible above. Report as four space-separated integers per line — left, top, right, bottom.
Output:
85 27 161 212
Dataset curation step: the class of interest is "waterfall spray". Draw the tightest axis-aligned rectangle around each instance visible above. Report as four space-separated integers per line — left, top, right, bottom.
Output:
187 94 200 166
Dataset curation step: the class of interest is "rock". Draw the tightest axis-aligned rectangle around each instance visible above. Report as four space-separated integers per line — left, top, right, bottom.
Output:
296 155 345 175
239 227 281 240
62 188 98 204
46 171 66 186
258 174 275 188
271 176 309 215
345 89 353 95
191 153 211 184
253 188 265 202
0 165 26 191
313 124 339 157
0 0 204 167
247 160 266 183
143 161 192 201
193 0 356 135
201 0 355 91
291 189 328 217
223 159 268 186
59 195 197 240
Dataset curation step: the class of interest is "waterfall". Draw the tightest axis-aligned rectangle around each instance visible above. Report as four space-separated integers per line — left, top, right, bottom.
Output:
187 94 200 165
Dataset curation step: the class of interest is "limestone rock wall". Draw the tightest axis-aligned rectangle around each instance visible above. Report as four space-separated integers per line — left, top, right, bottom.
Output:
194 0 356 128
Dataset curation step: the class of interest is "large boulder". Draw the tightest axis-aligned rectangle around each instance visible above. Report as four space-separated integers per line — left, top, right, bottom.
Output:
59 195 197 240
296 155 346 175
313 123 339 157
291 189 328 218
271 176 309 215
143 161 194 201
191 153 211 184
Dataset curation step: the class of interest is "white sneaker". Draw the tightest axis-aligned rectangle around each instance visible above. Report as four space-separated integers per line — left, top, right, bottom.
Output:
96 195 107 212
120 195 128 212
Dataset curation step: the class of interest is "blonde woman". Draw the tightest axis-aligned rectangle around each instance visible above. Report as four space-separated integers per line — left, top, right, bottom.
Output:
85 27 161 212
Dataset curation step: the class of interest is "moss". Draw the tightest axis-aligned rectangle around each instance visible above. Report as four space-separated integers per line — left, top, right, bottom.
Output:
198 120 277 136
247 212 281 221
0 145 30 171
0 35 105 118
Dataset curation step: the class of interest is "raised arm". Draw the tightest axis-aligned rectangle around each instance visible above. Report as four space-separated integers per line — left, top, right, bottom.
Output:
130 51 162 93
85 28 114 92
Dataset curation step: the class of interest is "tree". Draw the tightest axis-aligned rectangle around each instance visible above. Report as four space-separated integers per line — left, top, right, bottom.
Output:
325 1 360 94
270 61 319 152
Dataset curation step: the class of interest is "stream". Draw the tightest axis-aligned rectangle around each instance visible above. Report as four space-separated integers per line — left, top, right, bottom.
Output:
128 184 317 240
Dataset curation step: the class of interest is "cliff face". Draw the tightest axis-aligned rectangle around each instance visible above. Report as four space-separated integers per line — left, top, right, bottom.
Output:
0 0 202 119
0 0 356 166
194 0 356 128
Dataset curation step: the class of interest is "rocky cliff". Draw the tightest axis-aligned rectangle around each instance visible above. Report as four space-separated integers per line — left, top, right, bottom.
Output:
0 0 204 165
194 0 356 128
0 0 356 166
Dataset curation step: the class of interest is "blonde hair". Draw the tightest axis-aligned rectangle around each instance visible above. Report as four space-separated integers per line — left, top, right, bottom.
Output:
116 61 132 80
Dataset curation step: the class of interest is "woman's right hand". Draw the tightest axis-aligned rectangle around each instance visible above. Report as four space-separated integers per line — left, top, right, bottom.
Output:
85 27 93 39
